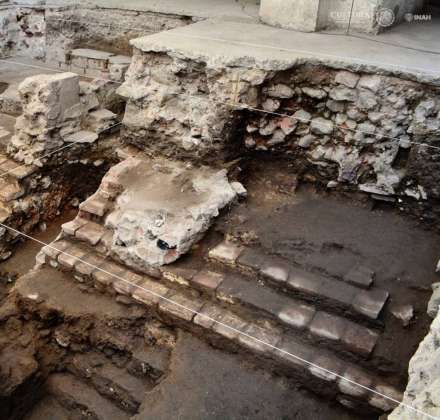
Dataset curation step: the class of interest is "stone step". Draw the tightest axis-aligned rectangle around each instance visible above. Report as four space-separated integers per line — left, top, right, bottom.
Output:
0 176 24 202
47 373 129 420
24 395 71 420
161 266 382 363
208 241 389 322
85 108 118 133
42 237 397 372
0 153 38 180
67 352 149 414
39 239 402 413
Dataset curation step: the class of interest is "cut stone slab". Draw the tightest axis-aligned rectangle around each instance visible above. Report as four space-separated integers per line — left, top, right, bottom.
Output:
63 130 99 144
103 157 239 269
128 19 440 85
352 289 389 320
343 265 375 289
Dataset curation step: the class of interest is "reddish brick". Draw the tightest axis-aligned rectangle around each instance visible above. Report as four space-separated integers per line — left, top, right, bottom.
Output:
42 240 70 259
193 303 226 329
79 192 108 217
132 278 169 307
162 267 196 286
75 222 106 246
61 218 88 236
58 246 86 269
212 311 248 341
208 241 243 265
238 323 281 355
191 270 224 292
159 292 203 322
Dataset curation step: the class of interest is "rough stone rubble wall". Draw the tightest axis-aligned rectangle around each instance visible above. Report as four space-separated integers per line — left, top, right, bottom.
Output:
0 4 45 59
45 7 193 65
118 48 440 222
0 2 192 61
0 72 120 259
389 309 440 420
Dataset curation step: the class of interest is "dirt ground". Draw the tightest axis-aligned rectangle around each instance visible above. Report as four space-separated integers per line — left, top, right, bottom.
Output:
136 332 368 420
221 159 440 381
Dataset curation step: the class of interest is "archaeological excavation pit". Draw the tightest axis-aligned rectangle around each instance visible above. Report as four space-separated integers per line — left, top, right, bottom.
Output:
0 1 440 419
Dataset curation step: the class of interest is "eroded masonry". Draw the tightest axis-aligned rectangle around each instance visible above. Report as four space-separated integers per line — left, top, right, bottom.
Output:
0 0 440 419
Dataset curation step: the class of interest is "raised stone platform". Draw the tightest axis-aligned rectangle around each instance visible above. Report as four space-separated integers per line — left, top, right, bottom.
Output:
129 18 440 85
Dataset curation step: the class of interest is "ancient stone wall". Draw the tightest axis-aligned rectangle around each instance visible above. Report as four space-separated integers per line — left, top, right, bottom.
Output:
45 7 193 66
118 47 440 223
0 4 45 59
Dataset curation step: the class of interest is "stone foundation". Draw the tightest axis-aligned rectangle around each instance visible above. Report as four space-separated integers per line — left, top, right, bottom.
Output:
118 36 440 224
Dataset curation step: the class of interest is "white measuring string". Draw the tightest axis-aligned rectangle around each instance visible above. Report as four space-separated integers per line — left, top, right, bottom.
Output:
0 222 438 420
2 57 440 152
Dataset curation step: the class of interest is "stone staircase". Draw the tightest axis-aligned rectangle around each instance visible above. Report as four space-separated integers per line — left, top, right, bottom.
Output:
28 341 167 420
33 167 405 415
17 267 171 420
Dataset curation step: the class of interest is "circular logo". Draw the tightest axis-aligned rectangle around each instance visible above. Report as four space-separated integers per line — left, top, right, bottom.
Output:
376 8 395 27
404 13 414 22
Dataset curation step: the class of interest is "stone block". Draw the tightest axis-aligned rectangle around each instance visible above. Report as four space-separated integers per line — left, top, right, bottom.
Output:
212 311 248 341
352 289 389 320
335 71 360 88
260 0 320 32
79 192 109 217
343 265 375 289
63 130 99 144
159 292 203 322
74 254 103 276
238 324 281 355
287 268 323 297
191 270 224 293
341 322 379 357
132 278 170 307
368 384 402 411
309 311 346 342
161 267 196 287
237 248 265 271
58 246 86 269
0 178 24 202
338 366 373 398
61 218 88 236
273 336 313 372
75 222 106 246
193 303 227 329
70 48 114 70
208 241 243 265
93 261 123 287
309 354 342 383
260 258 290 283
42 240 70 259
278 304 315 330
104 159 238 269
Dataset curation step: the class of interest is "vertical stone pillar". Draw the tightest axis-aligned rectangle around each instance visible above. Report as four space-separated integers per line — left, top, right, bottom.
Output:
8 72 82 165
